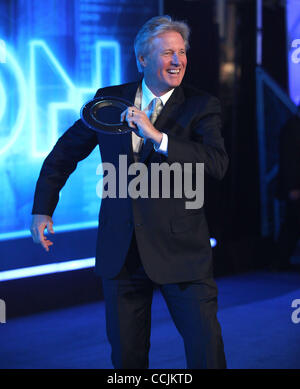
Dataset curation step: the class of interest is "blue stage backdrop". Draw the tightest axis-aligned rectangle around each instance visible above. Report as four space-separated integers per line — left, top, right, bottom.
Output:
0 0 160 275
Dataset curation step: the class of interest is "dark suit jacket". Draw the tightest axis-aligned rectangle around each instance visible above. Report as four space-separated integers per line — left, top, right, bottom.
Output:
32 81 229 284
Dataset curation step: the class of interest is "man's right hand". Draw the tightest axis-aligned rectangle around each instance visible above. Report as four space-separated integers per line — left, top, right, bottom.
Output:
30 214 55 252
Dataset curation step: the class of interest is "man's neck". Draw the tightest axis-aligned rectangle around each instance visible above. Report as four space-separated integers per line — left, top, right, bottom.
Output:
141 79 175 110
143 79 173 97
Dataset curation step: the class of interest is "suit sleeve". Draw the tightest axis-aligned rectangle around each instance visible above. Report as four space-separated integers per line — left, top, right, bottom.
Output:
32 118 98 216
167 96 229 180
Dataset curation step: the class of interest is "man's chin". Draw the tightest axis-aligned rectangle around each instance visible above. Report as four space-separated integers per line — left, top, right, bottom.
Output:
166 79 183 88
170 81 182 88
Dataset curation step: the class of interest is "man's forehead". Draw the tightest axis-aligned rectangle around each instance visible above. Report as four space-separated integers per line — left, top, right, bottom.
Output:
152 31 185 48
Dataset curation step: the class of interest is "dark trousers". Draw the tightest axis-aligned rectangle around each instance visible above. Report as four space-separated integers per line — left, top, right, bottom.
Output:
101 233 226 369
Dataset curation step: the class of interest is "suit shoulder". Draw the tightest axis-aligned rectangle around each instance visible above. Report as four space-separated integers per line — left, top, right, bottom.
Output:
180 84 221 112
181 83 218 100
94 81 139 97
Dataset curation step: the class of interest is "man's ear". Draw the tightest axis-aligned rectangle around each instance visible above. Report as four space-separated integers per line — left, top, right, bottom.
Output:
138 54 147 69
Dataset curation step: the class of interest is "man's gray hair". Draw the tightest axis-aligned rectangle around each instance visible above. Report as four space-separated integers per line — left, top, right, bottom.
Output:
134 15 190 73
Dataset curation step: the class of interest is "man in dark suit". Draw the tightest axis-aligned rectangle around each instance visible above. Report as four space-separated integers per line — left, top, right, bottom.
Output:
30 15 228 369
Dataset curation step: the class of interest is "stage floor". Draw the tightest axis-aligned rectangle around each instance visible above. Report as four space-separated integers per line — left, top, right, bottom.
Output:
1 270 300 369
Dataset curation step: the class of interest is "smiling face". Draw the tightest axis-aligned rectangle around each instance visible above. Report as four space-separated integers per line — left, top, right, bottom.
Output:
138 31 187 96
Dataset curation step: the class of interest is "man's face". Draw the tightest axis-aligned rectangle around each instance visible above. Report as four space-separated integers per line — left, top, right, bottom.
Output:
139 31 187 96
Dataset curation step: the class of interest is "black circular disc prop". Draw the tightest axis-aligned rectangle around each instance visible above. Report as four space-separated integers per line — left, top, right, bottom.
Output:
81 96 134 134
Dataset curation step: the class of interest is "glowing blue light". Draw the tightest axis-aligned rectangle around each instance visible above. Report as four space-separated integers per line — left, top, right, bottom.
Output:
0 40 6 120
0 258 95 281
95 40 121 87
210 238 217 248
0 39 5 63
0 38 121 243
0 220 98 241
29 39 121 157
29 40 77 158
0 77 6 121
29 40 75 88
0 237 217 281
0 42 27 156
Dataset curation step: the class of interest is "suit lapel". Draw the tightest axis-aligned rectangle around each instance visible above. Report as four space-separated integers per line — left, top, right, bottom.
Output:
154 85 185 133
120 81 141 105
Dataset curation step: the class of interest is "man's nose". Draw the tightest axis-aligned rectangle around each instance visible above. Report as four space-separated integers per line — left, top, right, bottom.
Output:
171 53 180 65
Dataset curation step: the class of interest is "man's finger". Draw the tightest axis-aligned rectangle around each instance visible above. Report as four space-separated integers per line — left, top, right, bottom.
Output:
126 114 137 129
42 239 52 252
37 224 52 251
120 109 127 122
43 239 53 252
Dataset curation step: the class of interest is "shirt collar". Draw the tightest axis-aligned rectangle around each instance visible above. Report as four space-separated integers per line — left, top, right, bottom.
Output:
141 79 175 111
